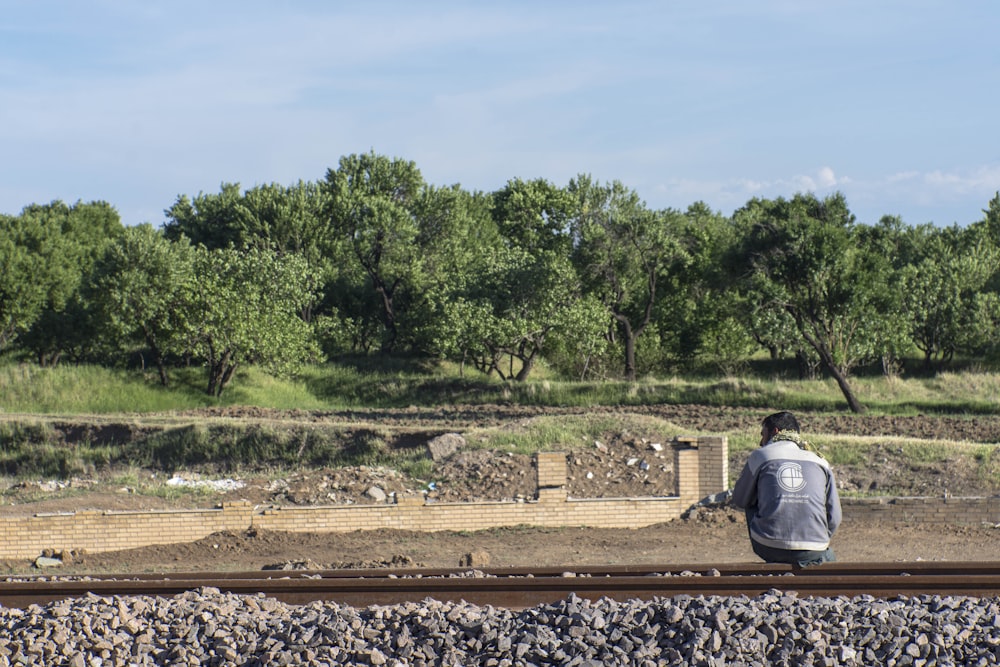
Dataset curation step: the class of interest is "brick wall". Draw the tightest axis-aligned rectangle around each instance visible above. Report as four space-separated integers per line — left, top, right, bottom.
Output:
842 496 1000 525
0 505 253 560
0 436 726 560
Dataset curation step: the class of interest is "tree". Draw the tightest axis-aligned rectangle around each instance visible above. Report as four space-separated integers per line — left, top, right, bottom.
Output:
981 191 1000 243
91 225 198 385
321 152 425 353
463 245 586 380
657 202 758 374
903 243 1000 369
570 176 689 381
490 177 575 254
902 219 1000 370
731 192 892 413
15 200 123 365
0 213 47 352
163 181 335 324
454 178 591 381
187 246 321 396
163 183 247 250
851 215 915 377
406 184 499 359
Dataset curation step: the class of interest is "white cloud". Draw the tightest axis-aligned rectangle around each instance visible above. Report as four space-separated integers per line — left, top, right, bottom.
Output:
923 166 1000 194
886 171 920 184
791 175 818 191
652 163 997 224
873 166 1000 205
817 166 838 188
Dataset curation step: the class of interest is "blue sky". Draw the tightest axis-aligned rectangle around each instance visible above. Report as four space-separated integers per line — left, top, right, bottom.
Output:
2 1 997 228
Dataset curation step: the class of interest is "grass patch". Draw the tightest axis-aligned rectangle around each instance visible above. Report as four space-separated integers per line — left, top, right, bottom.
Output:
973 446 1000 488
0 364 212 413
3 359 1000 415
843 373 1000 414
139 423 348 472
466 413 687 455
219 367 328 410
134 422 435 479
0 420 123 478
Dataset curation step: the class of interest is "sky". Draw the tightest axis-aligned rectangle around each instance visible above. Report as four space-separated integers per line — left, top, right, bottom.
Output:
2 1 998 228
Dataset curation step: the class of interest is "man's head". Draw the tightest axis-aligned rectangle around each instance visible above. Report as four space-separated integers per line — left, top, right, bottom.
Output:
760 411 800 446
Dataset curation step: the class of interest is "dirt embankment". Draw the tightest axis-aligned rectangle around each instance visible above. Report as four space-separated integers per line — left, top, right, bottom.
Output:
5 404 999 513
3 405 1000 574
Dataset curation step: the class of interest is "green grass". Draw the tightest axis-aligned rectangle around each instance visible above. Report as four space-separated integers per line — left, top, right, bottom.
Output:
0 421 124 477
217 367 329 410
3 359 1000 415
0 364 212 413
466 413 687 455
2 358 1000 492
844 372 1000 414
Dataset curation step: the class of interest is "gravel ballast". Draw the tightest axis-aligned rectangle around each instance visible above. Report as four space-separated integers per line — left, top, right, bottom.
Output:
1 588 999 666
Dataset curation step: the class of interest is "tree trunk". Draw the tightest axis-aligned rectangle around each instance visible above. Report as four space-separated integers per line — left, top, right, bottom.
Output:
156 360 169 387
515 353 536 382
374 280 397 354
218 361 238 397
795 350 811 380
809 340 865 413
624 337 637 381
141 327 170 387
827 361 865 413
620 320 637 382
207 348 232 397
796 320 866 413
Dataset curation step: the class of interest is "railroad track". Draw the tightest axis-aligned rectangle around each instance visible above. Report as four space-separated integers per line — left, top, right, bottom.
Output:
3 562 1000 609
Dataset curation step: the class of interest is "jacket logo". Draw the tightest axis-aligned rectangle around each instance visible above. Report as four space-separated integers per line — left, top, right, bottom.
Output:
777 462 806 492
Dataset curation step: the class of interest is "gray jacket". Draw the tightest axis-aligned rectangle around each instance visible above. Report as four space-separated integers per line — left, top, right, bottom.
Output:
731 439 842 551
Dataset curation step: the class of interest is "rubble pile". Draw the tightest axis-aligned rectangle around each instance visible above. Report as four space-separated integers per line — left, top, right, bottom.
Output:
429 435 676 504
255 435 677 508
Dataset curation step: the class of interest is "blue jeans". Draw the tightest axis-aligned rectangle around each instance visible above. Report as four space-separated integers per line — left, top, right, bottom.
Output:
742 508 835 568
750 538 836 568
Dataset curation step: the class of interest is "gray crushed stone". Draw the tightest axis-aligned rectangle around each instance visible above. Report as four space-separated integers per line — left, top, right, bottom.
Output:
0 588 999 666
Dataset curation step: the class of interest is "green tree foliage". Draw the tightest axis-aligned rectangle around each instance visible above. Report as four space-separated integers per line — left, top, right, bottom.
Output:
981 191 1000 243
732 192 895 412
407 184 499 360
463 245 587 380
187 246 322 396
902 220 1000 370
91 225 198 385
163 183 247 250
0 213 47 351
850 215 913 377
490 177 575 254
14 201 123 365
456 178 595 381
9 159 1000 412
235 182 330 257
668 202 760 374
321 152 425 353
570 176 690 381
541 293 613 380
163 181 335 322
456 247 536 379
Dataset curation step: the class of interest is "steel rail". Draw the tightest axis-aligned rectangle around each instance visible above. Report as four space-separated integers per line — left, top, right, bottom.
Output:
2 562 999 609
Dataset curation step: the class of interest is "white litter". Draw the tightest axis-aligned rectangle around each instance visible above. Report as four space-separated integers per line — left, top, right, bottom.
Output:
166 475 245 492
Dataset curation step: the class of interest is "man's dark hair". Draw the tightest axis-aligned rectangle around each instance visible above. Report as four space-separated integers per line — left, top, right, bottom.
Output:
762 411 800 433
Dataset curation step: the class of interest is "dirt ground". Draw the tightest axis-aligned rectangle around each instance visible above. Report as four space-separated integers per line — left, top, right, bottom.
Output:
3 404 1000 574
